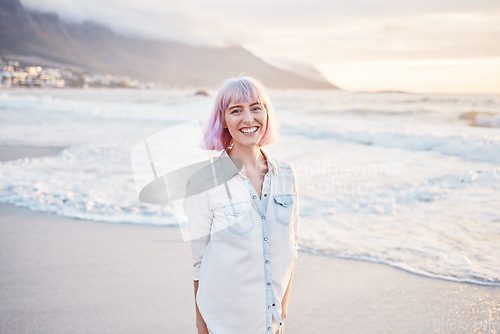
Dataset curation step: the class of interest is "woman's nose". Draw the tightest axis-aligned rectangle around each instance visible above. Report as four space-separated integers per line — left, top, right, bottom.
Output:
242 109 254 123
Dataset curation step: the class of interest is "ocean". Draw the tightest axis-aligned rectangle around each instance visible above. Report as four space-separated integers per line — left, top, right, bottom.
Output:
1 88 499 286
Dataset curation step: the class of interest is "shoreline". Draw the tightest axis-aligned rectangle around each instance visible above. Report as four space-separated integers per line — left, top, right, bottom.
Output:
0 144 67 162
300 248 500 288
1 145 499 333
2 143 496 288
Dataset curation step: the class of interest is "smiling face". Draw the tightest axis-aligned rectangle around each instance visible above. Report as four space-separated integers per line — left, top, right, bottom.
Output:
224 99 267 149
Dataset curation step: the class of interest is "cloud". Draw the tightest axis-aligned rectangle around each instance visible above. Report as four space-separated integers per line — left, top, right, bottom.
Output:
20 0 245 46
244 12 500 64
18 0 500 93
21 0 500 45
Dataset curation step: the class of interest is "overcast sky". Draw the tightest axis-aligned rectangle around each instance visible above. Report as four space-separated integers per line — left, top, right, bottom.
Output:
21 0 500 93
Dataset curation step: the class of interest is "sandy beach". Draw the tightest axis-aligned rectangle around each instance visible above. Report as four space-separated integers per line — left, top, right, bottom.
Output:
1 145 499 333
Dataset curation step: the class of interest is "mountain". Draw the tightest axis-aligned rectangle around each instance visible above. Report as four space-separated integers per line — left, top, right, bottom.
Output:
0 0 339 89
274 60 331 83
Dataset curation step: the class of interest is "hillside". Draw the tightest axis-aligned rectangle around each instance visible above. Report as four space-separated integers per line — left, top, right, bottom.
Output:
0 0 339 89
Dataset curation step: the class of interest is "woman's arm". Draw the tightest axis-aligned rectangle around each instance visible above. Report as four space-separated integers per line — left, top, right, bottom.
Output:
194 280 209 334
280 164 299 333
183 178 213 333
281 259 295 330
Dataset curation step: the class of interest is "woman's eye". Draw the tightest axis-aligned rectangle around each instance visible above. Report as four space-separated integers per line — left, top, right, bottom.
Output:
253 106 262 111
231 109 240 114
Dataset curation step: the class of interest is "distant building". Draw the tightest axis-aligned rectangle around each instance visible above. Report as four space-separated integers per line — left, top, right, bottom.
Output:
0 58 149 89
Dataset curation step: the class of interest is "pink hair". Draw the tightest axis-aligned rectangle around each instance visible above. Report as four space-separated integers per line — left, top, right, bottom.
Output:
203 76 278 151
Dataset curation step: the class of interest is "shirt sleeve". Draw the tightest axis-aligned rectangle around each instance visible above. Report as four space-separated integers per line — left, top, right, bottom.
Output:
290 164 300 260
183 179 213 281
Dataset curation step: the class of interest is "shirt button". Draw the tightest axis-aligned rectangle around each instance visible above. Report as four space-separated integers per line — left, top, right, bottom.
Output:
267 282 271 286
267 305 271 309
264 194 267 197
252 195 257 199
236 210 240 214
272 303 275 306
284 201 288 205
267 327 271 331
262 215 266 219
265 260 269 264
264 237 268 241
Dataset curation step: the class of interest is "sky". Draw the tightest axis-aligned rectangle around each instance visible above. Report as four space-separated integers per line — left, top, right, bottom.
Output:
21 0 500 94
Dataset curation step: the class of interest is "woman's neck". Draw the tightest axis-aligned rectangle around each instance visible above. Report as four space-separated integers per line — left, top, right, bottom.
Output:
227 144 266 173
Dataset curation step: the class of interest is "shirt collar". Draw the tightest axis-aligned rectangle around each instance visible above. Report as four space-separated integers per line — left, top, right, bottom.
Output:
218 148 277 179
259 148 277 174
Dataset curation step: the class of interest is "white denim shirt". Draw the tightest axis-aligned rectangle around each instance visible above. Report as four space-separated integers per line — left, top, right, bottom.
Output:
183 148 299 334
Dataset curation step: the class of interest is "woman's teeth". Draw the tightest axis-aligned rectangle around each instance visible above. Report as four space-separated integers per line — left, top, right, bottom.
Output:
240 126 258 133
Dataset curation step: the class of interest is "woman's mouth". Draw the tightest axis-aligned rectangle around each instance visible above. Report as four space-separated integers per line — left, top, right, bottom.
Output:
240 126 259 134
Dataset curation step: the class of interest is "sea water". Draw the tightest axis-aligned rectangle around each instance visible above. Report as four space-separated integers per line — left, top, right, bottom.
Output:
0 88 499 286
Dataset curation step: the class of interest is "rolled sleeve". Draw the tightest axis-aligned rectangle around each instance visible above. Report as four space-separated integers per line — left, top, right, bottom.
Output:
190 235 210 281
183 179 213 281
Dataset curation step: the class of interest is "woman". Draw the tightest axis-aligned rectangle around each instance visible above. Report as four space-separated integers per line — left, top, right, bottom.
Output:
183 76 300 334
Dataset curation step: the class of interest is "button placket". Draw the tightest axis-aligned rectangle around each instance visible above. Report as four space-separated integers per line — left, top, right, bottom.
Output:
260 175 275 333
262 173 271 214
240 165 277 333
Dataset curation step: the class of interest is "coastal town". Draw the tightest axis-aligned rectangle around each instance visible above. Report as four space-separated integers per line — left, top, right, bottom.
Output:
0 58 155 89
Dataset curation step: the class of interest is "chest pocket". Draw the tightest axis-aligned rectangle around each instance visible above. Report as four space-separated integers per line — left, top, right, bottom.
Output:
273 194 294 226
223 201 255 236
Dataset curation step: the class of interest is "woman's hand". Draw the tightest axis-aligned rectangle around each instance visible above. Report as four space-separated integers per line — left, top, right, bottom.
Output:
194 280 209 334
280 313 287 334
196 322 209 334
279 260 294 334
281 310 287 322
